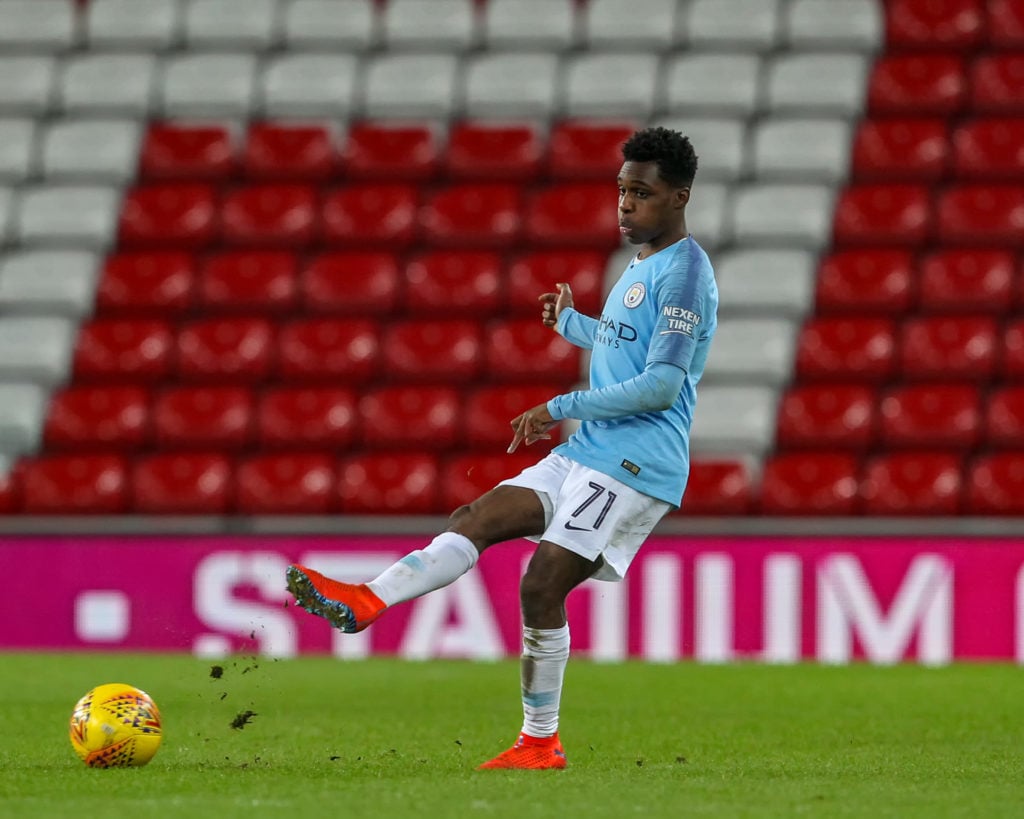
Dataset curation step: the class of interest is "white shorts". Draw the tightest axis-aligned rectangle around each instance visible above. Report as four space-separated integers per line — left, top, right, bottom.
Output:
499 452 671 582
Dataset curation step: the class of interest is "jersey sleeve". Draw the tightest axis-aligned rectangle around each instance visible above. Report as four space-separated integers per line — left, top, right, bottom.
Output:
646 263 717 371
555 307 597 350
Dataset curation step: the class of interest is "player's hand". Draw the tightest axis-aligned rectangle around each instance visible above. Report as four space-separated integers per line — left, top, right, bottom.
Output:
508 403 556 453
539 282 574 328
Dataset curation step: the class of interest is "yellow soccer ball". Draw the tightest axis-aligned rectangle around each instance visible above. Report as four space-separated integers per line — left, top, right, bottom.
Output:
69 683 163 768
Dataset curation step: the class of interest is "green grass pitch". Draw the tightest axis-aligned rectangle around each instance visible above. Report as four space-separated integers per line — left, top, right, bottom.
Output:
2 652 1023 818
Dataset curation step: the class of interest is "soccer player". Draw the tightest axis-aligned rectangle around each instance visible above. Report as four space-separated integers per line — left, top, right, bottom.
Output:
287 126 718 770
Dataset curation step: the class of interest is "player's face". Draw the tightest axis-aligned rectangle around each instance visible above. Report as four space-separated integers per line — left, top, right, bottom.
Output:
617 161 689 252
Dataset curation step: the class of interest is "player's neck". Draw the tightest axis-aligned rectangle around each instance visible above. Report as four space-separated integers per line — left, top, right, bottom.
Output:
637 225 689 261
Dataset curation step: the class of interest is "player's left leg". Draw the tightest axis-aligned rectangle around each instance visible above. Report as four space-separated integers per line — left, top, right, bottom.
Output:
477 542 598 771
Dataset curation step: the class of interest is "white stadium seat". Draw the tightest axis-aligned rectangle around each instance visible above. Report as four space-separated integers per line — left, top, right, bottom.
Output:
86 0 182 50
382 0 478 51
483 0 577 50
15 185 121 249
261 54 360 119
363 53 461 119
283 0 379 50
0 382 47 455
0 57 56 116
690 385 781 458
0 250 101 318
751 118 853 183
715 249 817 319
0 0 77 52
59 54 158 115
562 53 660 119
463 52 561 119
655 117 747 183
765 53 871 116
729 184 837 248
0 187 14 247
0 317 77 387
0 119 38 183
583 0 681 51
662 54 762 116
786 0 884 51
160 53 257 119
184 0 279 51
703 318 799 386
687 182 729 250
41 119 143 183
686 0 782 51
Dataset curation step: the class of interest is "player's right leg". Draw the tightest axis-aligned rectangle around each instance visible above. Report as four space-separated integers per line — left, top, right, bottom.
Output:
287 484 546 633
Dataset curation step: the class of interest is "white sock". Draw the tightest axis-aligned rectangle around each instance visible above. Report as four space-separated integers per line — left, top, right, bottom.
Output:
520 624 570 738
366 532 479 606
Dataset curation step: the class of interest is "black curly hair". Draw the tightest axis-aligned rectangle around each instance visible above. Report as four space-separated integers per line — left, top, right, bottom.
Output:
621 127 698 188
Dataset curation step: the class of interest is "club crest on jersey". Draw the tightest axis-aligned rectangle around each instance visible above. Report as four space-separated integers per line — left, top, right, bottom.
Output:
623 282 646 308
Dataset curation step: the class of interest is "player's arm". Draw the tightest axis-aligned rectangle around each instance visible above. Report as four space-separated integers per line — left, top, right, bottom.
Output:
547 361 685 421
540 282 596 350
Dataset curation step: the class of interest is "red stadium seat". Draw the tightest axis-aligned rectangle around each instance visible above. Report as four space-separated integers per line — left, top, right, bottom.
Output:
322 184 418 246
815 250 915 315
983 386 1024 447
404 251 502 315
878 383 981 449
918 249 1015 313
338 451 441 514
118 184 218 249
867 55 967 115
898 316 998 380
220 184 318 247
966 453 1024 513
1000 319 1024 378
484 318 582 382
300 252 401 316
0 463 20 514
175 317 275 382
381 319 484 382
139 124 235 181
775 384 877 450
439 452 539 510
759 453 861 516
832 184 932 246
419 184 522 248
934 185 1024 244
952 119 1024 180
277 318 379 383
73 319 175 383
22 454 129 514
236 453 336 514
256 387 358 449
340 123 439 181
197 251 299 314
44 386 150 450
851 119 949 182
152 386 254 450
861 452 963 515
988 0 1024 48
359 385 461 449
444 122 544 181
524 183 620 248
678 459 754 516
547 121 636 180
884 0 985 50
243 123 337 181
795 318 897 382
131 452 233 514
95 252 195 317
970 54 1024 113
505 250 605 316
462 384 562 450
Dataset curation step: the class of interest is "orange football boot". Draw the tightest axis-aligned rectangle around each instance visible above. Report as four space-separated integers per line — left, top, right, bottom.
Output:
286 564 386 633
477 732 567 770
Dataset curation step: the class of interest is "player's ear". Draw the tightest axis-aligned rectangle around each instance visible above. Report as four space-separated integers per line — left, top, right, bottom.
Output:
674 187 690 209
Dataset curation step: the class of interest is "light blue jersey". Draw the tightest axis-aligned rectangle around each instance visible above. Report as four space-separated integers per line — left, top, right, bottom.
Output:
547 236 717 507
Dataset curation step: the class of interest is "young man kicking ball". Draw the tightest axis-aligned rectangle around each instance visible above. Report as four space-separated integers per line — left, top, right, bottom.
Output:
287 126 718 770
